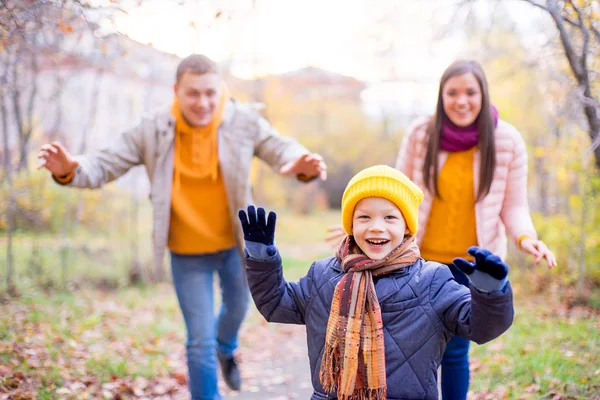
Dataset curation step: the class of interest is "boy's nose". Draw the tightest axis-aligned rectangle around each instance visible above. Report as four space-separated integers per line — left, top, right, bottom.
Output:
367 222 384 232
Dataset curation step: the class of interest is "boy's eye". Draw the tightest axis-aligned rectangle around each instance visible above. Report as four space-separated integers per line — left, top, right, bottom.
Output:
357 215 370 219
385 215 398 220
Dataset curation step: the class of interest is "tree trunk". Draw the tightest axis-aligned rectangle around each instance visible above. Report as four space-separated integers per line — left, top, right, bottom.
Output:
128 187 142 285
535 136 548 214
517 0 600 169
11 43 38 172
1 73 16 293
576 178 589 297
582 98 600 170
546 0 600 169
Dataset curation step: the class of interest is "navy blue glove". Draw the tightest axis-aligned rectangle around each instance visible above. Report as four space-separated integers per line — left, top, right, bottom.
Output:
238 206 277 257
453 246 509 292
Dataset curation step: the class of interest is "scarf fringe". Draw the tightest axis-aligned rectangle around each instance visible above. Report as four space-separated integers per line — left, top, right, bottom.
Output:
339 388 387 400
321 346 386 400
319 338 340 393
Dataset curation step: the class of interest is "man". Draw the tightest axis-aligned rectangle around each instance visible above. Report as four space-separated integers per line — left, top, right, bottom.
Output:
37 54 327 400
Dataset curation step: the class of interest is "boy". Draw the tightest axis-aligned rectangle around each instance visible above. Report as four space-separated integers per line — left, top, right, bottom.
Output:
238 165 513 399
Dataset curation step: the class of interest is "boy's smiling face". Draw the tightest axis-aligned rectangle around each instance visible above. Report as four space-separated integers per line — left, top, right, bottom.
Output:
352 197 409 260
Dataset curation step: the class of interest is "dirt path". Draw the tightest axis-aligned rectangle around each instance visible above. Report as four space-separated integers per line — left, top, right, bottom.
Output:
161 315 314 400
223 323 312 399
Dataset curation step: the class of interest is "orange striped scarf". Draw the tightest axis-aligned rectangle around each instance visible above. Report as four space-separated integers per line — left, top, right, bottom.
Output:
320 235 420 400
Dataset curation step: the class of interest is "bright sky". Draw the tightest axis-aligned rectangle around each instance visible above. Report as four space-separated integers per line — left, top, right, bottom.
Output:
110 0 466 81
105 0 548 116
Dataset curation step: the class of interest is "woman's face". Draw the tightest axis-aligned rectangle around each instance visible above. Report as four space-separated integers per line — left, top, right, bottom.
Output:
442 72 482 127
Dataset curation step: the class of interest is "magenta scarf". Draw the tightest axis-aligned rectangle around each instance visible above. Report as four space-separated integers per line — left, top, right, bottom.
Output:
440 105 499 152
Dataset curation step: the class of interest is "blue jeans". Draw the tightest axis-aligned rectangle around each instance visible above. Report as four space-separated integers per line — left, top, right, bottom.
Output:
441 263 471 400
441 335 471 400
171 247 250 400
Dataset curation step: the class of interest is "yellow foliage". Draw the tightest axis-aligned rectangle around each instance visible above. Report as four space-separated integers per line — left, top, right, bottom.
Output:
568 194 583 209
0 171 134 233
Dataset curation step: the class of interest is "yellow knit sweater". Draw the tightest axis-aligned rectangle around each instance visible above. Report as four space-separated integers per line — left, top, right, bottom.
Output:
167 88 236 254
420 147 478 263
167 147 235 254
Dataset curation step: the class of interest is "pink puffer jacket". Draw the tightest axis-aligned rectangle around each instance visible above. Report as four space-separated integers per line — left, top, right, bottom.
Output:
395 117 538 260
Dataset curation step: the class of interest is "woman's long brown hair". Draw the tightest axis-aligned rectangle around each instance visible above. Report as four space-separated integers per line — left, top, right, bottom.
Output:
423 60 496 202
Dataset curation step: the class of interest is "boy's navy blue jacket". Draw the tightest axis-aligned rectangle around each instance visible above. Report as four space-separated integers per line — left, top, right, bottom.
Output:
245 251 514 400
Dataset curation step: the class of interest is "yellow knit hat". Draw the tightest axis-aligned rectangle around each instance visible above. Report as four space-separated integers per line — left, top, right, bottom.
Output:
341 165 424 235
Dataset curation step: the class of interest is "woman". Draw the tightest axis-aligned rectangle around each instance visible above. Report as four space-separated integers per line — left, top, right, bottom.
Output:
326 59 556 399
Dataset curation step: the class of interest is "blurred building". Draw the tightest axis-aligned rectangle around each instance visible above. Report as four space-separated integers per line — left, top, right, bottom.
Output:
3 27 181 197
4 29 379 201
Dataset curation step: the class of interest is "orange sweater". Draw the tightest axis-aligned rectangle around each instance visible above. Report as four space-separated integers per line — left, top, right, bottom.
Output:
420 147 478 263
167 159 235 254
167 87 236 254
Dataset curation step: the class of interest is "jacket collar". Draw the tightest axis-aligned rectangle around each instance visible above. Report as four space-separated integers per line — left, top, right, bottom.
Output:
221 99 236 127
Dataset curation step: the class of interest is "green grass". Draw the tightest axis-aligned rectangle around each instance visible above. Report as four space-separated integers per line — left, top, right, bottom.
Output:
37 387 54 400
1 278 599 398
469 289 600 399
5 237 153 291
2 208 599 398
86 357 130 380
2 207 339 293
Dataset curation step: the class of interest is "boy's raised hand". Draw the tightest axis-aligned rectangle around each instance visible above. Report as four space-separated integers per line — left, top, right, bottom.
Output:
453 246 508 279
238 206 276 246
453 246 509 292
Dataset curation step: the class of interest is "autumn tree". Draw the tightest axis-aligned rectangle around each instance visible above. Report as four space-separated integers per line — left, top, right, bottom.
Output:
0 0 127 292
520 0 600 169
456 0 600 169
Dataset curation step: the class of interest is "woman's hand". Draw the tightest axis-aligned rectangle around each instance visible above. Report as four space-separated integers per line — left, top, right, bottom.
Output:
324 224 346 248
520 238 557 269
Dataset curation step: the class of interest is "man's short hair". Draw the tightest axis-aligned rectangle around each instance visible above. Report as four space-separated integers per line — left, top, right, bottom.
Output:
176 54 219 82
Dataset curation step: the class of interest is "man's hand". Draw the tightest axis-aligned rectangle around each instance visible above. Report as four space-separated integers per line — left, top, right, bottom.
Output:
280 153 327 181
36 141 78 177
453 246 509 280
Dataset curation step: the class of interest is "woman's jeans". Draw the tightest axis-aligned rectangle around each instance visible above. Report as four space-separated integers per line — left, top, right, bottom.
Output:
441 263 471 400
171 247 249 400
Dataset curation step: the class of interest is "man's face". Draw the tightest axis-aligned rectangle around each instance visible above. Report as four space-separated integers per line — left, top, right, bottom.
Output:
174 72 221 127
